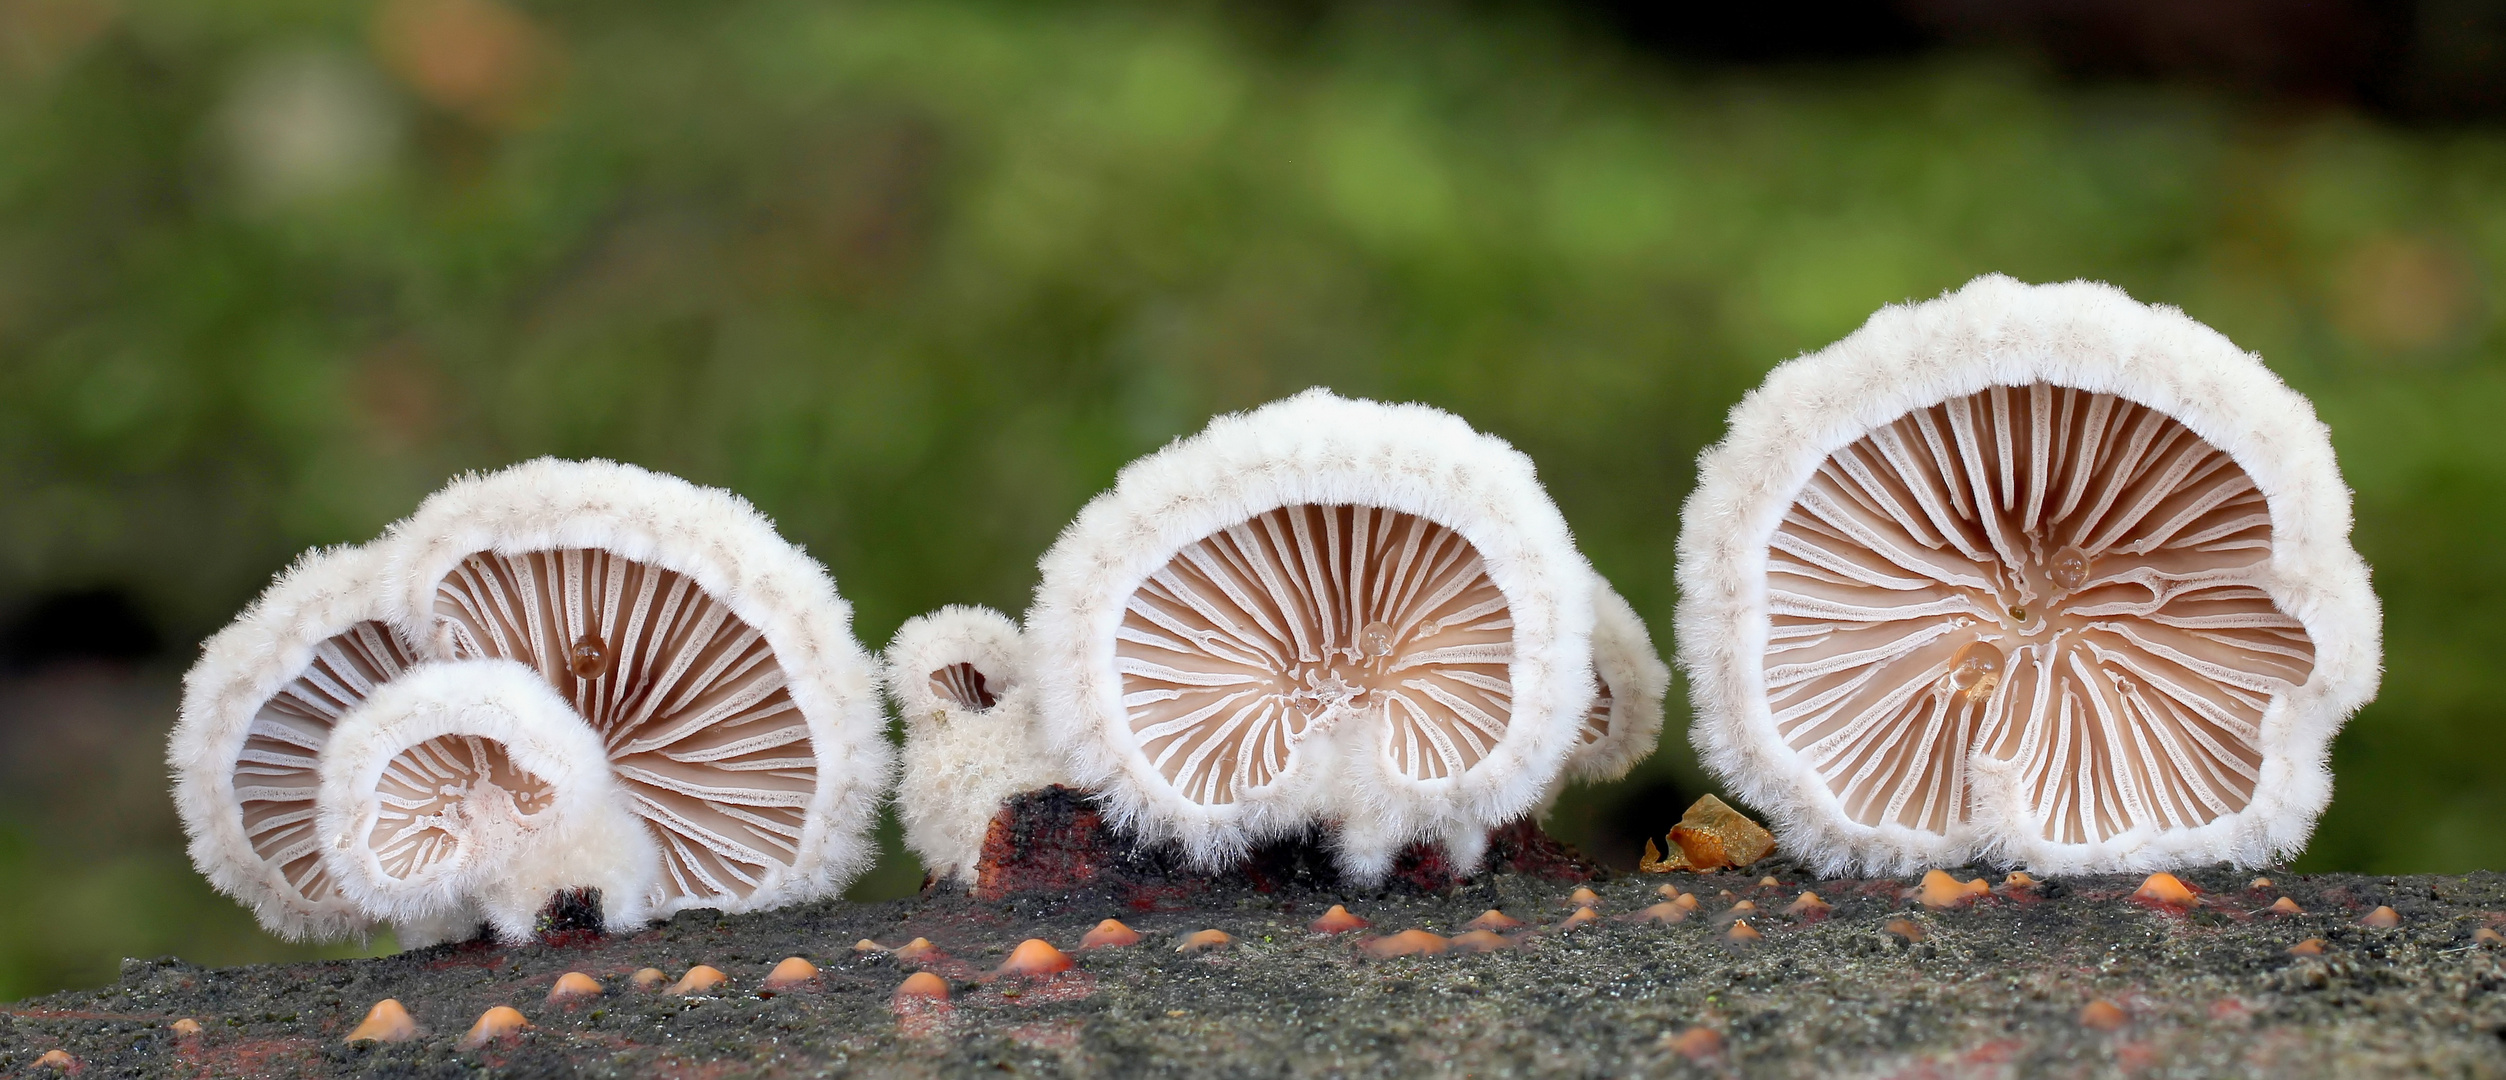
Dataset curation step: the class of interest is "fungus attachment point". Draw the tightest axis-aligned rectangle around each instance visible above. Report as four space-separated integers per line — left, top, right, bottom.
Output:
1309 906 1369 934
2268 897 2303 915
2131 873 2198 908
895 972 950 1002
1081 920 1142 948
1361 930 1449 958
547 972 602 1006
566 634 608 681
763 957 819 990
1000 939 1075 975
668 966 727 996
1176 930 1233 954
345 998 418 1043
2079 1000 2128 1031
1464 910 1524 932
630 968 667 990
2362 905 2401 928
1680 278 2380 876
457 1006 530 1051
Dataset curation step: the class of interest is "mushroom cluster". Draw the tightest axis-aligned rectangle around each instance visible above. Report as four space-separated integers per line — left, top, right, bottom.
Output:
1677 276 2381 874
939 388 1670 881
172 459 890 945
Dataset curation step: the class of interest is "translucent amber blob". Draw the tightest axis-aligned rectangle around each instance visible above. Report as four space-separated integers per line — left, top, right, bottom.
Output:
1359 620 1395 658
567 634 610 680
2048 545 2091 591
1945 640 2004 702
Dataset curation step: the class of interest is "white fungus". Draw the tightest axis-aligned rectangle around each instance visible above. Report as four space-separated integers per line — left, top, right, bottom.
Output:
314 659 657 944
1676 275 2382 875
171 543 412 941
884 604 1059 884
1028 389 1600 880
384 458 891 918
1561 583 1671 786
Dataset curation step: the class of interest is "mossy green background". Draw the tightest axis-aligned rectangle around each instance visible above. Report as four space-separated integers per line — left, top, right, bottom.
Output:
1 0 2499 1000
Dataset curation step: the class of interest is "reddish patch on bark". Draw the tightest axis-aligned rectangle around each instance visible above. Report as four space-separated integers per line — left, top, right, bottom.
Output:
968 786 1599 902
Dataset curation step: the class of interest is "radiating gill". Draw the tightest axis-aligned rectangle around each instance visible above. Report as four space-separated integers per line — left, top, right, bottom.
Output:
1763 385 2314 843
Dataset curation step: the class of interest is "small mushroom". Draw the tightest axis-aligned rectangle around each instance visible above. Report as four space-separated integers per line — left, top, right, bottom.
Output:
389 459 891 920
2131 873 2198 908
894 972 950 1002
1360 930 1449 958
1725 920 1763 943
884 606 1059 885
1463 910 1524 932
1784 891 1832 918
1559 584 1671 786
1918 870 1990 909
2267 897 2303 915
1030 390 1600 880
313 659 658 942
630 968 668 990
1175 929 1233 953
172 544 414 942
2361 905 2401 928
1677 277 2381 874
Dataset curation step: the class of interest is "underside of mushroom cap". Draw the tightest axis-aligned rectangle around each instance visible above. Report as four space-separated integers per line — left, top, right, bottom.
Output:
1676 275 2381 875
172 543 415 942
1029 388 1597 877
885 605 1059 883
314 658 657 941
383 458 890 917
883 604 1027 723
1562 583 1671 785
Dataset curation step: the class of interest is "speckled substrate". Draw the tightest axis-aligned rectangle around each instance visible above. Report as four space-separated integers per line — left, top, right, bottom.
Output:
3 863 2502 1078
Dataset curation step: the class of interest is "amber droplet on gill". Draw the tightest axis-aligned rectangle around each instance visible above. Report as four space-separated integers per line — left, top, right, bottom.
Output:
1358 620 1396 658
1945 640 2004 702
568 634 611 680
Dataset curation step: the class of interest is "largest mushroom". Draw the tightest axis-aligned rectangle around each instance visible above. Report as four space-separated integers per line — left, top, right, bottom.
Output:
384 458 890 918
1029 389 1600 880
1676 276 2381 874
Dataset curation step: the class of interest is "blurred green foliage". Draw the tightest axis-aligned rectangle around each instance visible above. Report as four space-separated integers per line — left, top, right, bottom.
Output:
1 0 2501 1000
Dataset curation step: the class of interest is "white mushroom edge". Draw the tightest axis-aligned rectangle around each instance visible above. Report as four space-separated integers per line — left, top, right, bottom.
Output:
1674 274 2382 875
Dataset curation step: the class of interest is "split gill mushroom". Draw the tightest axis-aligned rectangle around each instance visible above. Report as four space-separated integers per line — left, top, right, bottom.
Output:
386 458 891 919
172 543 413 942
1029 389 1600 880
1676 276 2381 875
884 604 1060 884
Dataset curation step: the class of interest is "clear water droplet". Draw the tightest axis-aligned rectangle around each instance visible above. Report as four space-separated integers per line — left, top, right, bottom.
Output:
1360 620 1396 658
2049 545 2091 591
1946 639 2004 702
569 634 610 680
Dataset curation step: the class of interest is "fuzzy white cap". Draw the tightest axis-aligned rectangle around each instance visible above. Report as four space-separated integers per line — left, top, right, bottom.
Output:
1028 388 1598 878
170 543 405 942
1675 275 2383 874
1563 583 1671 784
380 457 891 916
314 659 659 942
884 604 1059 884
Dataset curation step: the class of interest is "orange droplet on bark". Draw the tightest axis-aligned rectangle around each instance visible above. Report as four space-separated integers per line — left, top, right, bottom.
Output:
546 971 602 1005
345 998 418 1043
668 965 728 995
1360 930 1449 958
2079 1000 2127 1031
1081 919 1142 948
2362 905 2401 928
1463 909 1523 932
894 972 950 1002
2131 873 2197 907
1448 930 1515 953
1309 906 1369 934
999 939 1075 975
1175 930 1232 954
456 1006 530 1051
763 957 819 990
